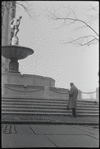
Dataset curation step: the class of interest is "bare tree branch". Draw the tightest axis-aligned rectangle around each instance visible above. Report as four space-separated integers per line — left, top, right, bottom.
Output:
16 1 35 19
2 1 35 19
60 35 98 47
49 4 99 47
72 25 87 31
53 16 98 37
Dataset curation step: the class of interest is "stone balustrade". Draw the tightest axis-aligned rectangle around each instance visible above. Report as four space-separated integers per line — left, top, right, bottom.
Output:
2 72 98 101
2 84 69 100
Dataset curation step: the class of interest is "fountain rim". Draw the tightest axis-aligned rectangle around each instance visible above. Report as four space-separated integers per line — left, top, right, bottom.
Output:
2 45 34 54
2 45 34 60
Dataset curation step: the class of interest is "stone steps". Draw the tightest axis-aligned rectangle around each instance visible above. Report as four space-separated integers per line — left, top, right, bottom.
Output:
2 101 98 108
2 99 98 106
2 107 99 114
2 111 99 116
2 97 97 104
2 97 99 117
2 105 99 111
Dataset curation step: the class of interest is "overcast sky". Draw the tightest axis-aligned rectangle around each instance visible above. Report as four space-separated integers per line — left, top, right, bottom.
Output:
16 1 99 97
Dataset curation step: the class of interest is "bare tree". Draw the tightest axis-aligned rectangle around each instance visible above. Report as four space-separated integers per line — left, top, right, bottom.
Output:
48 3 99 47
16 1 35 19
2 1 35 19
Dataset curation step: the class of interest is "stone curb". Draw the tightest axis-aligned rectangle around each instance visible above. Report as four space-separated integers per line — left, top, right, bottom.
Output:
1 121 99 125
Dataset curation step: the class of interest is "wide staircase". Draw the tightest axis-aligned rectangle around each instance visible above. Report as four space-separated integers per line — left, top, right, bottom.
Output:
2 97 99 117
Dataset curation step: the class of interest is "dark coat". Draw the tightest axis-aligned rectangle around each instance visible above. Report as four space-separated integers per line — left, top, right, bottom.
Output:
68 86 78 108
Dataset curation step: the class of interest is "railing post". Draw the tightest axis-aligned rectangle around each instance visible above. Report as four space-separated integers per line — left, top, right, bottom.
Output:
96 87 99 103
78 90 82 100
43 86 50 99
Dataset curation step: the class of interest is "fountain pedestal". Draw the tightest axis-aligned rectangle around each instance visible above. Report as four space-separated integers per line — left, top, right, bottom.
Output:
9 58 19 73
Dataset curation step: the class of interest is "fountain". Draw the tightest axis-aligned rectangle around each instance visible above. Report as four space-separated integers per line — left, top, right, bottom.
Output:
2 45 33 73
2 16 56 99
2 16 68 99
2 16 34 73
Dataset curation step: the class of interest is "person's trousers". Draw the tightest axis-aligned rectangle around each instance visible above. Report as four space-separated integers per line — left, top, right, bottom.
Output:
72 108 77 117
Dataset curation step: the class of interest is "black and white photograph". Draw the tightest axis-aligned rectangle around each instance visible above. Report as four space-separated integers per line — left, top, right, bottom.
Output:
1 1 99 148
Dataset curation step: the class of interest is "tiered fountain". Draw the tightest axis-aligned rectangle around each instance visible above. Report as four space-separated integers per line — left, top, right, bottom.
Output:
2 16 56 99
2 16 34 73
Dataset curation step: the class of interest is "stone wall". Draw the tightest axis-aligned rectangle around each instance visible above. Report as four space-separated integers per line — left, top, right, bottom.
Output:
2 84 69 100
2 84 44 98
2 72 55 87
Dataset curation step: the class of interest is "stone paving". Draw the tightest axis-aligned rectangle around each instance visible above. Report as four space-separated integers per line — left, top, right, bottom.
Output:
2 124 99 147
2 115 99 123
1 115 99 147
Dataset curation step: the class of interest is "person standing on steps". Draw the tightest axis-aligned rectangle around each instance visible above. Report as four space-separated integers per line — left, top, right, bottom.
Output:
67 83 78 117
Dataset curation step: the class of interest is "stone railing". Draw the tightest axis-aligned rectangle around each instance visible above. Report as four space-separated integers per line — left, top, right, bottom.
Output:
77 88 99 103
2 84 69 99
43 86 69 99
2 84 44 98
2 83 99 102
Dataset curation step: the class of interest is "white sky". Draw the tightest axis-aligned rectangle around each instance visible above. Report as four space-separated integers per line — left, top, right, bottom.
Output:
16 1 99 94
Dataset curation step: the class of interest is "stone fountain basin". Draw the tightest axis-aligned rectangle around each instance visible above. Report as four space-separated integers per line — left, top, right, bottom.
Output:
2 45 34 60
